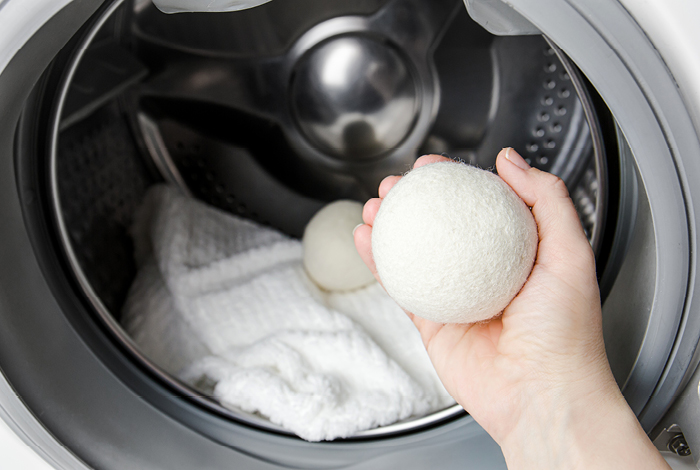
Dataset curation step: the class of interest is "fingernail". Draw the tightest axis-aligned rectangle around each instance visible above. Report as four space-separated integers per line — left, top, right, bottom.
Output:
503 147 530 170
353 223 364 236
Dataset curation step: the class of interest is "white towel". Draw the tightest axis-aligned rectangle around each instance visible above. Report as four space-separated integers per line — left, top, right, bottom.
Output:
121 185 453 441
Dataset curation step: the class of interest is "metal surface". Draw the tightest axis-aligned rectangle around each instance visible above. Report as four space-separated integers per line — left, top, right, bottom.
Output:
8 5 498 466
50 0 467 439
670 435 692 457
57 103 153 316
136 0 459 199
291 35 419 160
654 424 684 452
59 42 148 130
49 0 304 437
2 0 700 468
547 38 606 253
133 2 599 226
137 112 192 195
46 0 607 441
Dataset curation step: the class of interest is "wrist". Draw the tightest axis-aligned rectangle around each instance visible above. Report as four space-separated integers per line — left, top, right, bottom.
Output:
498 378 668 470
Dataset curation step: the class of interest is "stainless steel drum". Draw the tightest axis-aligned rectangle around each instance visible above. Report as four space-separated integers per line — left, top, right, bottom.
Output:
43 0 607 439
5 0 700 468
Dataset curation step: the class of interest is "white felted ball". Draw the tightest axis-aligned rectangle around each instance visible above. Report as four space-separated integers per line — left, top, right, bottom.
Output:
303 200 376 292
372 162 538 324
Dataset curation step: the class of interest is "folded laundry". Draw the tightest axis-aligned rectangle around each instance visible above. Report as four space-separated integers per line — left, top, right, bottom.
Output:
121 185 453 441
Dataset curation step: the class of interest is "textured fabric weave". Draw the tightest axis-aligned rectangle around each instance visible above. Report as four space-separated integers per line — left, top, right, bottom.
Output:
122 185 453 441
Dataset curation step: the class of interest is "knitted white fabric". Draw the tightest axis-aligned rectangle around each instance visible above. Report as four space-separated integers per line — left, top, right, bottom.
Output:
302 200 376 292
372 162 538 324
121 185 453 441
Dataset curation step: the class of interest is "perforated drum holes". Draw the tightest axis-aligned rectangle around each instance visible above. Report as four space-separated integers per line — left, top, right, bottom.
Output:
44 0 608 440
56 103 153 317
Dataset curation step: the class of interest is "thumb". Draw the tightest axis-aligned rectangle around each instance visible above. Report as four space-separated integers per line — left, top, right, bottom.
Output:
495 148 593 269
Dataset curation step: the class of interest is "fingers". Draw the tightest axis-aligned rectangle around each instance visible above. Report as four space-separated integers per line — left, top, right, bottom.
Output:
362 198 381 225
379 175 401 198
495 148 593 266
353 224 380 282
414 154 453 169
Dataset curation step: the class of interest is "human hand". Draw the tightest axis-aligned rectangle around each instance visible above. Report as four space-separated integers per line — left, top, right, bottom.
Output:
354 148 670 469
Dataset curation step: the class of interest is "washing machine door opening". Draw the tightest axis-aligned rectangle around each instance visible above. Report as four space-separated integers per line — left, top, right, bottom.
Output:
16 0 700 468
0 0 700 468
12 0 622 447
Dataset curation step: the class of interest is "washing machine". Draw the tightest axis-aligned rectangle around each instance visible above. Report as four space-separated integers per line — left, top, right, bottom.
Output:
1 0 700 468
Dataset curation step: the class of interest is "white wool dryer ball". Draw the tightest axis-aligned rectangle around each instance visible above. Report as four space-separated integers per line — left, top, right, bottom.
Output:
372 162 538 324
303 200 376 292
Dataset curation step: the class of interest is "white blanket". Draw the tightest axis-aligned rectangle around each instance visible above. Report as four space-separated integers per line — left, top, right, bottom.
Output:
121 185 453 441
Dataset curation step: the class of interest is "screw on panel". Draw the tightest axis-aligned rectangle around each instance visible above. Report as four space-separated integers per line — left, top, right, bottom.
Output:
668 434 692 457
